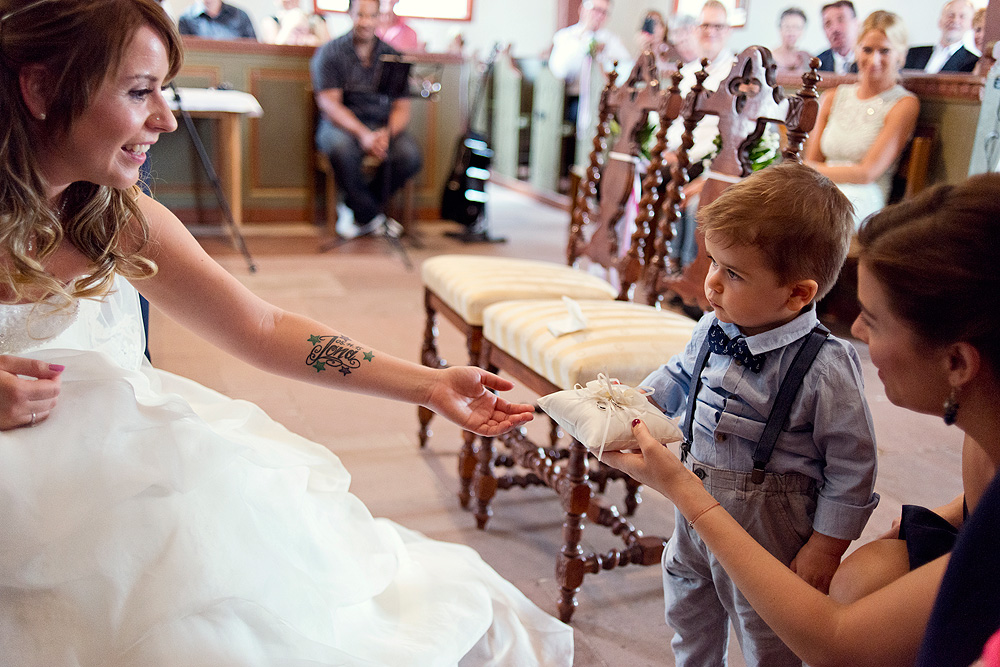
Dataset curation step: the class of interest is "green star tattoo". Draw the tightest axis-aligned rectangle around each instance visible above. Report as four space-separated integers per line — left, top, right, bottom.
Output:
305 334 374 376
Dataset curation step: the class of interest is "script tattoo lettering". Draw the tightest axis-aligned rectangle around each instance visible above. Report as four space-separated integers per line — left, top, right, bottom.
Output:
306 335 374 375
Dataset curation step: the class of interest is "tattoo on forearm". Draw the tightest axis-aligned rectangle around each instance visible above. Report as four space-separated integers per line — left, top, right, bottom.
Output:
306 334 374 375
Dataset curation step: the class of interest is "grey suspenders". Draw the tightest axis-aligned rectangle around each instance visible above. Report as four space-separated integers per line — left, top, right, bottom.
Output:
679 323 831 484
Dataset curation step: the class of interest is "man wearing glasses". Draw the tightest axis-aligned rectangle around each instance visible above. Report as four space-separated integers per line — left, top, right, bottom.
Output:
664 0 735 277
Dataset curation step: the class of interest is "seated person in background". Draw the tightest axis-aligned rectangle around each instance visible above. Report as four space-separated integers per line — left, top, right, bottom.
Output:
311 0 422 237
816 1 858 74
666 0 735 272
973 6 996 75
548 0 630 127
641 162 878 667
178 0 257 40
773 7 812 71
904 0 978 73
447 29 466 56
636 10 672 74
260 0 329 46
805 10 919 226
378 0 422 53
664 13 700 67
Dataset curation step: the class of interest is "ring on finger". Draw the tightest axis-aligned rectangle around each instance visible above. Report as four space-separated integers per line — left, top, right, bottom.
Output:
29 411 36 426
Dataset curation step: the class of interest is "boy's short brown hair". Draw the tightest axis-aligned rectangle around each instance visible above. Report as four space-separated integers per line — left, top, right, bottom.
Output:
697 162 854 300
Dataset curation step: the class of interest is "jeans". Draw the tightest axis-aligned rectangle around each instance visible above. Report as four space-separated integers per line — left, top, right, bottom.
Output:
315 121 422 226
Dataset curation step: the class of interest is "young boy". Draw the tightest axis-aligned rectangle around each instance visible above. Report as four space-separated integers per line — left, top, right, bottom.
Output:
643 162 879 667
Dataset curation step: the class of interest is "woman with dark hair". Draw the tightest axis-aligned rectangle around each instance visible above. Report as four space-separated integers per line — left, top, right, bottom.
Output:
605 172 1000 666
0 0 572 663
773 7 812 70
636 9 671 72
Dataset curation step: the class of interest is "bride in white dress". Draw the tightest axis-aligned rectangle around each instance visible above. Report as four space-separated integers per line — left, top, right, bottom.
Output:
0 1 573 664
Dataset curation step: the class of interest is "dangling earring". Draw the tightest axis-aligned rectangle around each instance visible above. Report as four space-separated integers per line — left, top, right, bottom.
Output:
943 387 960 426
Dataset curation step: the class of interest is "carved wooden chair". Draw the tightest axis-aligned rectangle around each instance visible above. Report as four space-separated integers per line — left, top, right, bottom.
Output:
468 87 705 623
652 49 822 311
418 52 678 503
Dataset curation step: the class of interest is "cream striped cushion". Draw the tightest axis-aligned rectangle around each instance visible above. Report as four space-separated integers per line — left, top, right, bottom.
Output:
421 255 619 326
483 299 697 390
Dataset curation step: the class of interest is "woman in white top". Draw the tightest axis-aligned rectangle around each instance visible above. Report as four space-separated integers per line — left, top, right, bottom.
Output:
804 10 919 226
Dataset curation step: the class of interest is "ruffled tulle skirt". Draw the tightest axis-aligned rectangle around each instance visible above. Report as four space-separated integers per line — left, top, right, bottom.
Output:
0 348 573 666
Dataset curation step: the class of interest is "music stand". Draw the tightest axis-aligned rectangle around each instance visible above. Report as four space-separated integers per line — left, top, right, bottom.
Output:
170 84 257 274
320 55 415 270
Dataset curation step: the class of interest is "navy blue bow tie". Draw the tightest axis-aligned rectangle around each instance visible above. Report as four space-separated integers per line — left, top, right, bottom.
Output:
707 323 766 373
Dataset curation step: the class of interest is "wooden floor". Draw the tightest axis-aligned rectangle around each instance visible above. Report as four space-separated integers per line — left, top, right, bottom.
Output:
149 185 964 666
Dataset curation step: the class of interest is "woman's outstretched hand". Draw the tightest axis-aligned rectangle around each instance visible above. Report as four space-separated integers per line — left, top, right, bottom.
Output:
0 355 64 430
424 366 534 436
600 419 701 499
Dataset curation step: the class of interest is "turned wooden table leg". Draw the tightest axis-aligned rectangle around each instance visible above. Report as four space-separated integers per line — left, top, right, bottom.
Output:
556 439 594 622
418 289 443 448
457 329 485 506
473 433 498 529
457 434 477 509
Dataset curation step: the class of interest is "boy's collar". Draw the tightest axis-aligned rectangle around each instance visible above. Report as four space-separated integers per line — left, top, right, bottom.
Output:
714 304 819 355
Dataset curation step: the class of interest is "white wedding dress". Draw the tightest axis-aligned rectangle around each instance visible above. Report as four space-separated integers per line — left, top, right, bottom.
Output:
0 278 573 666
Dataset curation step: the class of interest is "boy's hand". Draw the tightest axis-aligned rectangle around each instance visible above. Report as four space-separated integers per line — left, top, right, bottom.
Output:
789 531 850 594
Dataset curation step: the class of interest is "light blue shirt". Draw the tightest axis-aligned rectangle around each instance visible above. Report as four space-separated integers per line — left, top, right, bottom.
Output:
642 307 879 541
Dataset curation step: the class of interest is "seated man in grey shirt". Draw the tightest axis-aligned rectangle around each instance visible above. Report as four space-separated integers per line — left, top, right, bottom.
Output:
311 0 422 236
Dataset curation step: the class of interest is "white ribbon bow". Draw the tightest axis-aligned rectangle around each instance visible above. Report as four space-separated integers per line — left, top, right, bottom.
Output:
575 373 654 460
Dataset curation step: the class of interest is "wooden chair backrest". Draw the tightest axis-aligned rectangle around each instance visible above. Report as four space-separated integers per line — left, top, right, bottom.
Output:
566 51 684 300
891 125 936 202
647 48 821 308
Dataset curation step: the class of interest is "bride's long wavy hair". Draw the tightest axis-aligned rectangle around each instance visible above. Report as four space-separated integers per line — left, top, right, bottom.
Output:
0 0 182 303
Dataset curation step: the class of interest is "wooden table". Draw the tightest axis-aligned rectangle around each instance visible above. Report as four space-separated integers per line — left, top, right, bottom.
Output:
168 88 263 226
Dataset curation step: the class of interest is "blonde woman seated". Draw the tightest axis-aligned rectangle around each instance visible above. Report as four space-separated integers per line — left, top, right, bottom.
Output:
804 10 919 226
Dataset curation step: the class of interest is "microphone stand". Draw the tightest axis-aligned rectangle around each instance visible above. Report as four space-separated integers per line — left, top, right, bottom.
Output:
170 83 257 274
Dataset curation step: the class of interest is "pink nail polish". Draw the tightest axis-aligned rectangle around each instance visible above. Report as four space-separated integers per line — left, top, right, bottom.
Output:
632 418 641 427
49 364 65 372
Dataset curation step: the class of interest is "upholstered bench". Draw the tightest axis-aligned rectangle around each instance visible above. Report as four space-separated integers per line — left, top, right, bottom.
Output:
481 298 696 390
418 255 621 461
421 255 620 329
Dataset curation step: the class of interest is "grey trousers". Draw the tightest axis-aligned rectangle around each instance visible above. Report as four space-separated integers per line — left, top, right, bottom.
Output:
664 457 817 667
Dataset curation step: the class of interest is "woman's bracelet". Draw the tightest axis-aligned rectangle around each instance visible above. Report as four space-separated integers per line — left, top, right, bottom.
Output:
687 500 721 529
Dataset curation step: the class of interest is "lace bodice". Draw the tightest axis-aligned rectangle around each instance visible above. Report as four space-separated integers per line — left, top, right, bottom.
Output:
820 83 914 200
0 278 146 370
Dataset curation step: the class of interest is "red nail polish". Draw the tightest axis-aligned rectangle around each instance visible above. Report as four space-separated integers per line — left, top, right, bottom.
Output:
49 364 65 372
632 418 641 427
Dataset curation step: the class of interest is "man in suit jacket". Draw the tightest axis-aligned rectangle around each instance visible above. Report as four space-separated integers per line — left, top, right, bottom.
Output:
904 0 978 73
815 1 858 74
